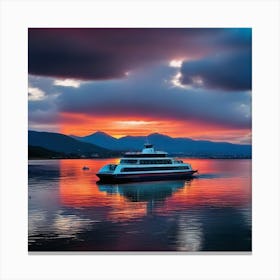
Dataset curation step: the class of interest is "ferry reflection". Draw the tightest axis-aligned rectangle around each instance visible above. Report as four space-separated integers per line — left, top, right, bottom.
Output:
98 179 192 203
98 179 193 216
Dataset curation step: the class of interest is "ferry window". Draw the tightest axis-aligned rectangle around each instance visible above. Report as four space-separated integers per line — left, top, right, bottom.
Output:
121 166 191 172
121 159 138 164
139 159 172 164
140 160 152 164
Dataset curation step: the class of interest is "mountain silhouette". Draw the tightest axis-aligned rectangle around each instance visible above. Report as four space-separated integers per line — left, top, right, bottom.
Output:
71 131 251 157
28 130 119 157
73 131 119 148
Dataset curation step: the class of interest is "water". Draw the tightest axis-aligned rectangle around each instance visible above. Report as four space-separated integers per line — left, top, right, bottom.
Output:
28 158 251 252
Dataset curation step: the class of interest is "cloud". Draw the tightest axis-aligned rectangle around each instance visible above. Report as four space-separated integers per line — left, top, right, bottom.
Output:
28 28 252 141
180 50 252 90
28 28 251 80
28 76 61 129
169 60 183 68
53 79 81 88
28 87 46 101
54 64 251 129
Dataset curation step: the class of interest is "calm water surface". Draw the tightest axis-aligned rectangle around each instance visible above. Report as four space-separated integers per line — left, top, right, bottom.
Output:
28 158 251 251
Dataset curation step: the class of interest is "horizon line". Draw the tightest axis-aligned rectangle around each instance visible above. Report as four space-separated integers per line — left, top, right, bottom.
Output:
28 129 252 146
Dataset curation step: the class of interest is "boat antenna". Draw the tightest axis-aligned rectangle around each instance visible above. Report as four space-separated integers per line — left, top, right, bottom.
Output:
145 135 150 145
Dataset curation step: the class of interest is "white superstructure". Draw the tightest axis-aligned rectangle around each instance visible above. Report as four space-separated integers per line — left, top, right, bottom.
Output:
97 144 197 182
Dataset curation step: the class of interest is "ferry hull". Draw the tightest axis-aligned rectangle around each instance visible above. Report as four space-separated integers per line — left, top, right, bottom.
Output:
96 170 198 183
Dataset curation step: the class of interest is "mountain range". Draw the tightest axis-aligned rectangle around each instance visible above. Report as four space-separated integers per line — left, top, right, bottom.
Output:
28 130 119 158
72 131 252 158
28 130 251 158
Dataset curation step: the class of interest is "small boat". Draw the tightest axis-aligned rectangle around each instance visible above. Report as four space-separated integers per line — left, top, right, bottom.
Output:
82 166 90 170
96 143 197 183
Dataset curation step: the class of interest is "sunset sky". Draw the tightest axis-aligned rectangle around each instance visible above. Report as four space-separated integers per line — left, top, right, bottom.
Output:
28 28 252 144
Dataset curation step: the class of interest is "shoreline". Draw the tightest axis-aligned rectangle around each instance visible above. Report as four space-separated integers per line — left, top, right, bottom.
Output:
28 156 252 160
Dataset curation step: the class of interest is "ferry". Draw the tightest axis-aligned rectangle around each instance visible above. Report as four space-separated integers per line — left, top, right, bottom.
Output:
96 144 198 183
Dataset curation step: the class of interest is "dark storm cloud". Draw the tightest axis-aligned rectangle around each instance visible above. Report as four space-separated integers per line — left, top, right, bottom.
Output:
28 28 251 80
180 50 252 90
28 28 252 133
54 65 251 129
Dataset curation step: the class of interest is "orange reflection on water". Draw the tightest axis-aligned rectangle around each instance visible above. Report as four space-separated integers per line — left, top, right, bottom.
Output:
106 202 147 222
156 159 251 213
59 159 148 221
59 159 122 207
59 158 251 222
158 177 251 214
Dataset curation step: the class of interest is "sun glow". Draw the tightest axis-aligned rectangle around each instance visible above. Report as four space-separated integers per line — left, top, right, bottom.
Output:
58 112 251 143
169 59 183 68
114 120 158 126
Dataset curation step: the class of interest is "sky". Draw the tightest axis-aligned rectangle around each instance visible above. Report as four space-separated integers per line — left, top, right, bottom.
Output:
28 28 252 144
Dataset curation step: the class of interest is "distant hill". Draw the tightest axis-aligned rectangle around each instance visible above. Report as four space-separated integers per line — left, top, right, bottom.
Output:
73 131 119 148
28 130 119 158
71 131 252 158
29 145 66 159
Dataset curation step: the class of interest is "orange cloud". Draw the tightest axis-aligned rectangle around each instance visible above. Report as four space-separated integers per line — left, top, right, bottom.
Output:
59 112 251 144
